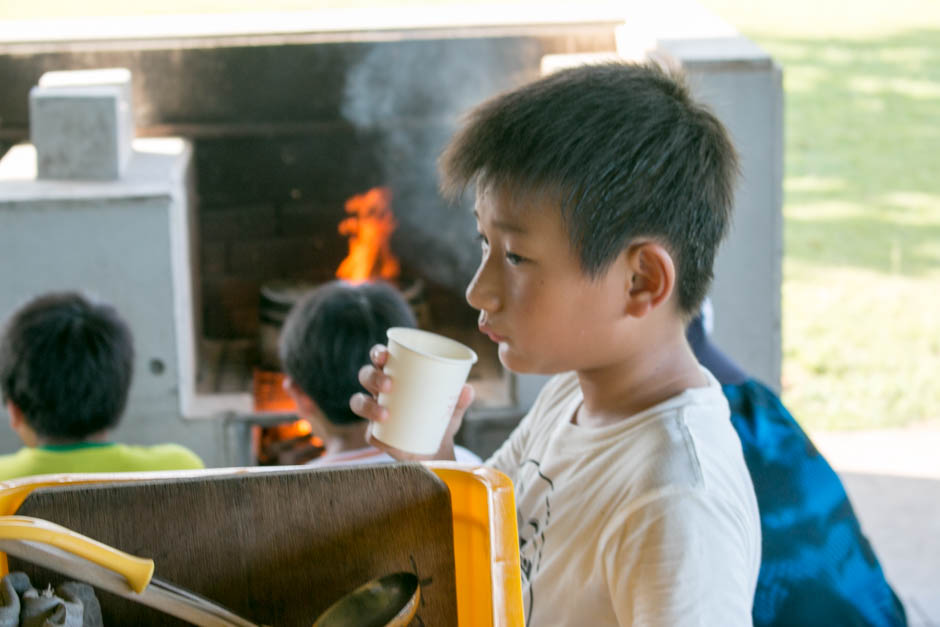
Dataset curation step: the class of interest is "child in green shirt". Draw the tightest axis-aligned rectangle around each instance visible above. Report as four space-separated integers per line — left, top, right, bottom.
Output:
0 291 203 480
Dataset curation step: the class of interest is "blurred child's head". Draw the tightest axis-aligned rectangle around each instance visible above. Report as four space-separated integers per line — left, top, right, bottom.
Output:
440 61 738 319
0 291 134 442
278 280 416 425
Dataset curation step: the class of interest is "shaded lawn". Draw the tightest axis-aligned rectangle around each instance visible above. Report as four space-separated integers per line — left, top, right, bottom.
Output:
774 29 940 429
698 2 940 429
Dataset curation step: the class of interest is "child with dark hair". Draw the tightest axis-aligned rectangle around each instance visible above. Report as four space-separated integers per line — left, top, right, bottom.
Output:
279 279 480 466
352 61 760 625
0 292 203 480
688 312 908 627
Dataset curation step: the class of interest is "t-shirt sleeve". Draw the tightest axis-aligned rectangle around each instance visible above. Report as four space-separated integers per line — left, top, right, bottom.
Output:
605 488 756 626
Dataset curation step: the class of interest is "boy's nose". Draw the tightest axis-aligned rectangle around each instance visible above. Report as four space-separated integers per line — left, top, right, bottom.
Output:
465 255 500 314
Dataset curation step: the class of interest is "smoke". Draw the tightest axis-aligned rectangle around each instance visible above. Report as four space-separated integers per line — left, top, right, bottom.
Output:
341 38 541 294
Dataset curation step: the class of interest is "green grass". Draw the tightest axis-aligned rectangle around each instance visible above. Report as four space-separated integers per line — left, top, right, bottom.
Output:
700 0 940 430
5 0 939 430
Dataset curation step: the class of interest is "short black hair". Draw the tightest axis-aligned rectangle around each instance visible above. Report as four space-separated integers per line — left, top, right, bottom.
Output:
0 292 135 439
278 280 417 425
440 61 739 316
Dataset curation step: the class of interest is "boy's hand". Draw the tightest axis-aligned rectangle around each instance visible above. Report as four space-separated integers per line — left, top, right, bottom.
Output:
350 344 475 461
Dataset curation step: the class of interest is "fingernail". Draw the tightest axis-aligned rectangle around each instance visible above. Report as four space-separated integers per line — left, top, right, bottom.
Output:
349 394 361 411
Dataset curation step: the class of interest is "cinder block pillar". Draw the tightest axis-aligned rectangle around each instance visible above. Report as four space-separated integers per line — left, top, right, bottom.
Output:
29 67 134 180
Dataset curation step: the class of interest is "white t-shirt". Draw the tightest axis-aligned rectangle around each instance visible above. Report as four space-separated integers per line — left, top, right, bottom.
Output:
487 369 761 626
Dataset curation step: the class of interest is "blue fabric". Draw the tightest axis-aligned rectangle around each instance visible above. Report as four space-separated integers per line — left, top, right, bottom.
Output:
686 313 748 385
726 379 907 627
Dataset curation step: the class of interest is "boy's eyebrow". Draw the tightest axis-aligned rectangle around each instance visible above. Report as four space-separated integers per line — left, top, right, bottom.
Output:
472 210 528 234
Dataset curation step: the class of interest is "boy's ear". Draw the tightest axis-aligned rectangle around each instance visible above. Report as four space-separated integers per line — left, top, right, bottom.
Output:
623 241 676 318
6 400 24 430
7 400 38 447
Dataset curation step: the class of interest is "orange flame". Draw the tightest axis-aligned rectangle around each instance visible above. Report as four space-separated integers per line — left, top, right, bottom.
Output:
253 369 324 464
335 187 400 284
273 418 316 441
253 369 298 413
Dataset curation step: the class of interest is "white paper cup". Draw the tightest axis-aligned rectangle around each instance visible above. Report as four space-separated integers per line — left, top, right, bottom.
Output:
369 327 478 456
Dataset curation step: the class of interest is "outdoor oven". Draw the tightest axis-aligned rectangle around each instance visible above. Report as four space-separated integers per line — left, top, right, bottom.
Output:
0 3 783 466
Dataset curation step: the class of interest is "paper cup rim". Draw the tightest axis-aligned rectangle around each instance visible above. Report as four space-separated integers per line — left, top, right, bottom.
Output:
386 327 478 365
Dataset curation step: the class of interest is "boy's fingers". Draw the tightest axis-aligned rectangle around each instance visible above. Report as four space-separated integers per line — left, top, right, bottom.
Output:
352 349 393 423
357 364 377 393
349 392 389 422
358 364 392 395
445 384 475 436
456 383 475 413
369 344 389 366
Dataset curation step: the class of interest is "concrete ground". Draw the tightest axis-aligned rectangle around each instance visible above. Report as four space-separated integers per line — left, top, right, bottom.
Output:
810 425 940 626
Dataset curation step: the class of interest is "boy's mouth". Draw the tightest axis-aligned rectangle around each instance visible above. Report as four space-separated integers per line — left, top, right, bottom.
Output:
479 324 507 343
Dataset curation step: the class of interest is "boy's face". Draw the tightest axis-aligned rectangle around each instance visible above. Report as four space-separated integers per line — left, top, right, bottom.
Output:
467 185 631 374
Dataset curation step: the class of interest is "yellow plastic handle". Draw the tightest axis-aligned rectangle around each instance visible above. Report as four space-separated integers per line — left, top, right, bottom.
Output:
0 515 155 593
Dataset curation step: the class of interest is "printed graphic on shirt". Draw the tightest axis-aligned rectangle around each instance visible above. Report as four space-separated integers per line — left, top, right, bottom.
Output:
516 458 554 625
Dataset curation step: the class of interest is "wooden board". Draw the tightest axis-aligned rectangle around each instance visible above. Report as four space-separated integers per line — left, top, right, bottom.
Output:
11 464 457 626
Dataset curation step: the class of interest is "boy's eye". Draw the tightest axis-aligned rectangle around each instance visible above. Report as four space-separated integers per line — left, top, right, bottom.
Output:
506 251 525 265
476 233 489 249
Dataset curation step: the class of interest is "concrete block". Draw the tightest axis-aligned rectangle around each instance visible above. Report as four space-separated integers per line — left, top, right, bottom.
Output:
29 68 134 180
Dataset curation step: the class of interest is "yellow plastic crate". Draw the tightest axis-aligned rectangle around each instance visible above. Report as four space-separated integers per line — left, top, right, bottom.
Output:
426 462 524 627
0 463 524 626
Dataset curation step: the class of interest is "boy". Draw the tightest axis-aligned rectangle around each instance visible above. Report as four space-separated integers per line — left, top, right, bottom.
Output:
279 279 480 466
0 291 204 480
352 61 761 625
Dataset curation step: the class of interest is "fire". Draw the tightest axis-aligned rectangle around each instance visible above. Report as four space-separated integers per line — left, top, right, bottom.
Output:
257 419 324 466
253 369 324 465
335 187 400 284
271 418 315 440
253 369 298 413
